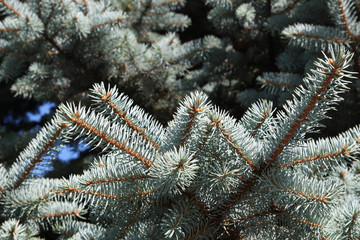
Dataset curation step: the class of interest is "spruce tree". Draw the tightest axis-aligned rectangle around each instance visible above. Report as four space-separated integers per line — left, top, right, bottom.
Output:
0 0 360 239
0 46 359 239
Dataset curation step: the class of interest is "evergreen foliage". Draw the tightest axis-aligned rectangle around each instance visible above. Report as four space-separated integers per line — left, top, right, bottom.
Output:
203 0 360 134
0 0 244 114
1 0 360 239
203 0 360 106
0 46 360 239
0 0 192 102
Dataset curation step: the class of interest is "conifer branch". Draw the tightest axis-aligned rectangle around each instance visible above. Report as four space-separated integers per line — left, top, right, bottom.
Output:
126 189 159 198
0 55 24 79
210 118 257 171
288 33 347 44
185 193 209 214
0 3 358 235
238 210 277 222
213 176 257 216
211 11 233 20
82 0 89 14
336 0 353 37
42 33 65 55
19 38 43 46
184 224 209 240
96 88 162 152
12 122 68 189
43 32 99 78
171 207 189 231
37 0 42 18
203 49 352 234
53 187 120 200
40 20 101 81
44 3 56 28
164 91 210 151
178 105 203 149
155 0 183 6
226 0 239 7
0 0 21 17
30 210 82 219
58 229 71 236
280 213 325 229
169 47 207 64
251 112 269 137
266 59 345 168
262 79 299 88
162 21 187 25
268 179 331 205
278 145 351 168
117 202 142 239
348 210 358 238
0 48 12 53
312 232 329 240
0 28 19 32
69 113 153 167
85 175 149 187
192 129 211 160
54 186 159 200
9 225 16 238
59 0 70 13
274 0 302 14
240 100 274 138
90 17 124 30
134 0 152 28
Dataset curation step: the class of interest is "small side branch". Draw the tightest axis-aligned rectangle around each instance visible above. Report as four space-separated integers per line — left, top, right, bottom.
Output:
0 28 20 32
225 0 239 7
269 179 331 206
118 203 142 239
233 210 277 222
289 33 347 43
97 89 161 152
274 0 302 15
336 0 353 37
8 223 17 238
0 0 21 17
70 115 153 167
13 123 68 189
126 189 159 198
348 211 358 238
53 187 158 200
155 0 182 7
169 47 207 65
184 225 208 240
266 64 342 167
30 210 82 220
251 109 270 137
134 0 152 28
191 129 211 161
0 48 13 53
213 176 257 216
85 175 149 187
178 105 203 149
280 213 325 229
53 187 120 200
183 191 210 215
210 118 257 171
263 79 299 88
278 145 351 168
90 17 123 29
